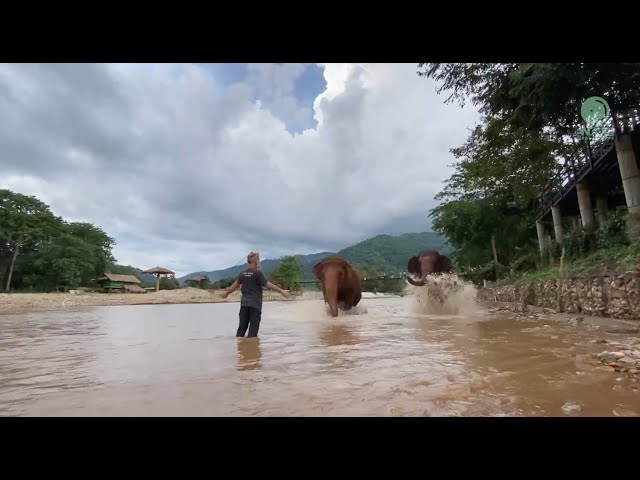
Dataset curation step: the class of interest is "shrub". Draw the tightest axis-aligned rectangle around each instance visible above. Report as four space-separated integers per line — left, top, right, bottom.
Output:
562 224 597 260
596 207 629 249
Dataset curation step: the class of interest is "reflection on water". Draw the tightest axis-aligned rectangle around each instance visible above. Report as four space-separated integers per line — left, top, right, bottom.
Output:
319 324 359 347
0 289 638 416
237 338 262 371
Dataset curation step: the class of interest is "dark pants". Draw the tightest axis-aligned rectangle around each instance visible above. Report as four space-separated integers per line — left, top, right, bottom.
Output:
237 306 262 338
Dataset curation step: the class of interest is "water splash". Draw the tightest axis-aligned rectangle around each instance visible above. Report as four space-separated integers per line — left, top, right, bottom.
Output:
288 291 368 318
328 304 368 316
405 273 479 316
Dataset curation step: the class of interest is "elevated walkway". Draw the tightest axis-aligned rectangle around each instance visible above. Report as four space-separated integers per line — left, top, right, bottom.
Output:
536 108 640 223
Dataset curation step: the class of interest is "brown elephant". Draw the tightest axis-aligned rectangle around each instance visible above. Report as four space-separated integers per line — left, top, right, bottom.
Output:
405 250 454 287
312 256 362 317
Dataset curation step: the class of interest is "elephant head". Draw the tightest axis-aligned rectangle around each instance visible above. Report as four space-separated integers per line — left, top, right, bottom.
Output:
405 250 454 287
312 256 361 317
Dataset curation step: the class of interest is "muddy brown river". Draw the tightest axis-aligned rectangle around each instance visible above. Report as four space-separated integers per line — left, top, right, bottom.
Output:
1 286 639 416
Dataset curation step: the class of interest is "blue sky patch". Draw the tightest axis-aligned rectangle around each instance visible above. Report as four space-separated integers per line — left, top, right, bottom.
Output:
201 63 326 134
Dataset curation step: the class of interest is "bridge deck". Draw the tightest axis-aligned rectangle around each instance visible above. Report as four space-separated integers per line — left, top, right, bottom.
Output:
536 108 640 222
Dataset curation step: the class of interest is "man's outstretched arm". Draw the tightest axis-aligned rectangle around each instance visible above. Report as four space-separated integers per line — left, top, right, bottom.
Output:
222 280 240 299
265 281 291 298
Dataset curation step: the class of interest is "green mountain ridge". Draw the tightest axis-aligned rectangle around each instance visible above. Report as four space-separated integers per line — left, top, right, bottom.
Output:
177 231 451 284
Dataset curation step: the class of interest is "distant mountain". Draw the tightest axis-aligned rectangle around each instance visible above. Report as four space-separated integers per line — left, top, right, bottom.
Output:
338 232 451 275
180 252 335 283
178 231 451 284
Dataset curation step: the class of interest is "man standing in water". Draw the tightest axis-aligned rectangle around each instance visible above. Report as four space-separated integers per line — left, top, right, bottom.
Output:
222 252 291 337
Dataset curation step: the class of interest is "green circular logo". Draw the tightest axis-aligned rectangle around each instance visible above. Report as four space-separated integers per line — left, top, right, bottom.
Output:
581 96 610 126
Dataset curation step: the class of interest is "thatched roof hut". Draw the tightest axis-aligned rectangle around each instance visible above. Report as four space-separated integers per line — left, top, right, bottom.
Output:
96 273 141 284
141 266 176 291
95 273 142 293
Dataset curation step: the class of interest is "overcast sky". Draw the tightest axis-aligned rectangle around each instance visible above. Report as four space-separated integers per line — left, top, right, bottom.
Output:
0 63 480 277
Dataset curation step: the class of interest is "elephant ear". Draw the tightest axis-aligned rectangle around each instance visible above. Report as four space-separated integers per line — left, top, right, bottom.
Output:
407 256 420 275
312 260 324 278
440 256 454 273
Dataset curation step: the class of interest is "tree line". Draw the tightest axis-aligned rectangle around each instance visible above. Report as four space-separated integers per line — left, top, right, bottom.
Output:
418 63 640 283
1 190 404 294
0 189 116 292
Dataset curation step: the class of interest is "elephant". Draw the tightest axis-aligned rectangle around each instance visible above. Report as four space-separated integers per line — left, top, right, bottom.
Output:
312 256 362 317
405 250 454 287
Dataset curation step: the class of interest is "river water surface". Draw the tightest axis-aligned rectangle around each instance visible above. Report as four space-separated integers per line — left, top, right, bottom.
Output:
1 287 639 416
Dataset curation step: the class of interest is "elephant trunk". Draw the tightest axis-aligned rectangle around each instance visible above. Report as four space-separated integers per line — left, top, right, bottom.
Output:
324 271 340 317
405 274 427 287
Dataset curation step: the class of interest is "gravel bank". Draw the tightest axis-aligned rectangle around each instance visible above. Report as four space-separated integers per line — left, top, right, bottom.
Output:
0 287 293 315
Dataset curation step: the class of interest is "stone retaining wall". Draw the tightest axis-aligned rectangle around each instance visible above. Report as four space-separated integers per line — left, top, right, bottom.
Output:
477 271 640 320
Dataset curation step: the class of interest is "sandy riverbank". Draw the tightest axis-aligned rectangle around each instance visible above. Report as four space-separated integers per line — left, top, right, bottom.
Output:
0 288 291 315
0 288 398 315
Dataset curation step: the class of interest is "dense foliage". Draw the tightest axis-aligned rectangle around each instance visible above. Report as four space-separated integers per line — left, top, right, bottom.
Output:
418 63 640 134
426 118 563 281
269 255 303 292
418 63 640 284
0 189 167 292
0 190 118 292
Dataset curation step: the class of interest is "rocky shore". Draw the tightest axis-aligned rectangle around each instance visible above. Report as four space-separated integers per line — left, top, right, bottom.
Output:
486 304 640 379
594 348 640 376
478 270 640 320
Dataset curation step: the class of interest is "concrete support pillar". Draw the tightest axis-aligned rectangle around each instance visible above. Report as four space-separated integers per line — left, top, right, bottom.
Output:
536 221 548 254
615 134 640 214
576 180 595 228
615 134 640 240
571 216 581 230
595 196 609 226
551 206 564 243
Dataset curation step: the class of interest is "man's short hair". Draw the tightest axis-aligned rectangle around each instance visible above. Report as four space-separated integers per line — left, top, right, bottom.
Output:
247 252 258 263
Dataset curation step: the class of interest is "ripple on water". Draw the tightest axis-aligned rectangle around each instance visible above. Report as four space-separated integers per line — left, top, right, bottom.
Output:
1 292 639 416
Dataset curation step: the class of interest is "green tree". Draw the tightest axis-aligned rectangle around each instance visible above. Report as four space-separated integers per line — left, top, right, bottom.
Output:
269 256 303 291
218 277 235 289
109 264 142 276
18 221 118 291
419 63 640 281
159 276 179 290
427 114 561 279
436 116 564 204
66 222 115 284
28 233 97 291
0 189 62 292
1 190 121 292
418 63 640 134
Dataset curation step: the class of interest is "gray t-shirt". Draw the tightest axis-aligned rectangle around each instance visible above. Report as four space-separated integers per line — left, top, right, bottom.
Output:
236 268 268 310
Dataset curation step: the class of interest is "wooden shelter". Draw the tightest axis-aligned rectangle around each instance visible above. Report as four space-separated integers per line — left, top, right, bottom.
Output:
95 273 143 293
141 266 176 292
185 274 210 289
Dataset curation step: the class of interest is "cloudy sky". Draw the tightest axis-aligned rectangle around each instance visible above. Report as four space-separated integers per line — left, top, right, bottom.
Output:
0 63 480 277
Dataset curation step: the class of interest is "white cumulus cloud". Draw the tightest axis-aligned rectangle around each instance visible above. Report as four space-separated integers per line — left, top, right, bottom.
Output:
0 63 480 277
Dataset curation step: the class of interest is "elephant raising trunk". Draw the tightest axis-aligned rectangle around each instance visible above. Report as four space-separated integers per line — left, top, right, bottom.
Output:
405 250 454 287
